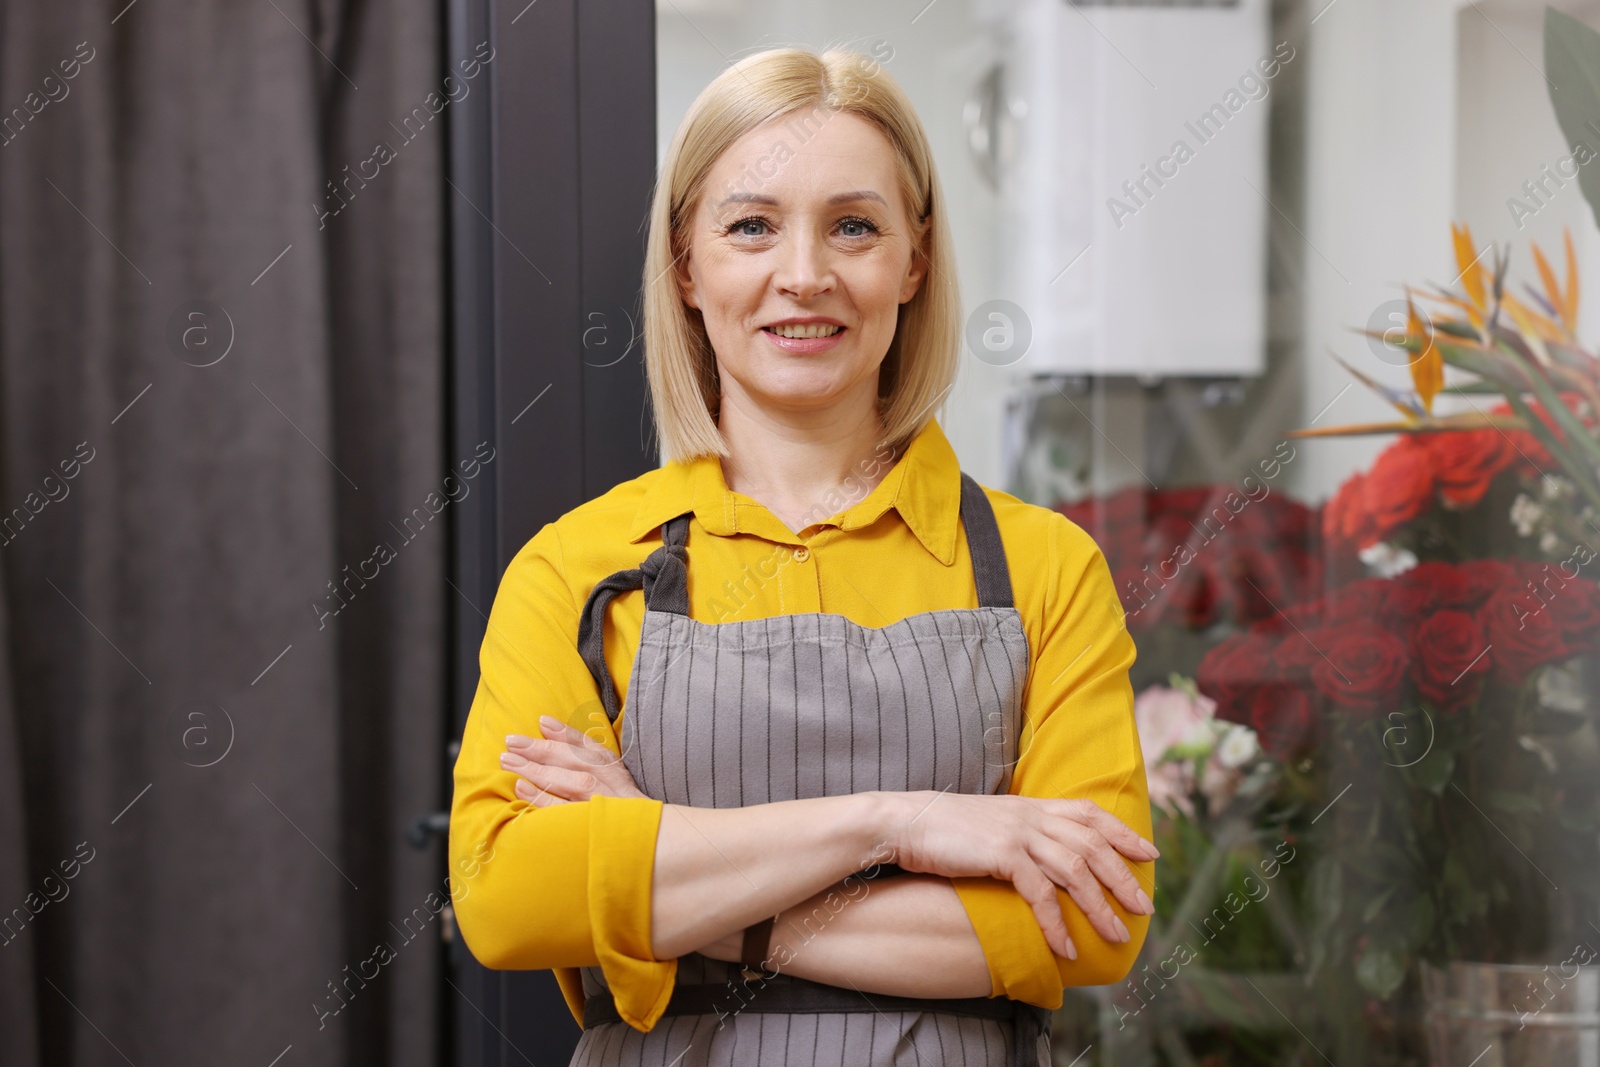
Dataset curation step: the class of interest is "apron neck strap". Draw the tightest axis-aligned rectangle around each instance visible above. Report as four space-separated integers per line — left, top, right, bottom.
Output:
576 529 690 723
959 472 1016 609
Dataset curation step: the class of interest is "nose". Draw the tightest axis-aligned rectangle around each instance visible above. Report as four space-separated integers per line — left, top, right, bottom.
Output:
771 225 835 300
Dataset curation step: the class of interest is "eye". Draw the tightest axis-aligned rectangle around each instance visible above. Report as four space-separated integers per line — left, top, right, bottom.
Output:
726 215 772 237
838 216 879 238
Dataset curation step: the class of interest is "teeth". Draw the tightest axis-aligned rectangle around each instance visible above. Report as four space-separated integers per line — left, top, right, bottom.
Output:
768 323 843 339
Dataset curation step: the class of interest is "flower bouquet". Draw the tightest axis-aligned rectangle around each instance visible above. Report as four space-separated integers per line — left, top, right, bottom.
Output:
1056 483 1323 693
1196 553 1600 1059
1085 677 1319 1065
1293 219 1600 575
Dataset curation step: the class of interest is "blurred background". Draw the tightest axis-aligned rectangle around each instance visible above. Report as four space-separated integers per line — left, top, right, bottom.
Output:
5 0 1600 1064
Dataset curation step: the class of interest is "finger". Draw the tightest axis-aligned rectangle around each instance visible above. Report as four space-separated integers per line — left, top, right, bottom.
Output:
507 738 606 773
511 728 620 770
514 777 568 807
539 714 593 744
1045 819 1154 917
507 735 621 778
1031 838 1129 945
1010 862 1078 960
1044 797 1159 860
505 755 597 801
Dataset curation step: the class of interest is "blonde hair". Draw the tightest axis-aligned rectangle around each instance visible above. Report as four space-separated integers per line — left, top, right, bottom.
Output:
642 47 962 462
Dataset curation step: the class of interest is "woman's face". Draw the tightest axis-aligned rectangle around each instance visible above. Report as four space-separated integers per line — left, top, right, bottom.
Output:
675 110 927 420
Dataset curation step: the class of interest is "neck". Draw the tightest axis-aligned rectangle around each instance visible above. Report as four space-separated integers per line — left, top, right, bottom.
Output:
716 383 902 536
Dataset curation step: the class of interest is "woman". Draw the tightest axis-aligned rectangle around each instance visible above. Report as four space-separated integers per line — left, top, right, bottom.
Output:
448 47 1157 1067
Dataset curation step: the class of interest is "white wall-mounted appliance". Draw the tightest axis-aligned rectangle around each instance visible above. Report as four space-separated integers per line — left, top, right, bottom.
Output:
977 0 1273 377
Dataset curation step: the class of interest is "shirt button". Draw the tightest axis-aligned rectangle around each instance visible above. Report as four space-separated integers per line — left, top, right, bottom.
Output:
792 546 810 563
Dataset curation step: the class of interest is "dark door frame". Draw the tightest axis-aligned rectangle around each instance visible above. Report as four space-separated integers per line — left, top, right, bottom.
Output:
444 0 658 1062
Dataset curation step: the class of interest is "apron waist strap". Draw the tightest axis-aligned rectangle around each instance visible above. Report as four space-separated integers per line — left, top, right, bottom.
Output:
582 977 1053 1066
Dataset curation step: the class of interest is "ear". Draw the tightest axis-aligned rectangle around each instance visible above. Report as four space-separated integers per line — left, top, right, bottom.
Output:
674 246 699 310
899 247 927 305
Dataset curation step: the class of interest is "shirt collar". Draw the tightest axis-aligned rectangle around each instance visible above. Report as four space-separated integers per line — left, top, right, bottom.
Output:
625 418 963 564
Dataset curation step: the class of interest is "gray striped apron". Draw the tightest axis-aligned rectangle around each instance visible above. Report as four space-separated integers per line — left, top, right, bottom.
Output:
572 472 1052 1067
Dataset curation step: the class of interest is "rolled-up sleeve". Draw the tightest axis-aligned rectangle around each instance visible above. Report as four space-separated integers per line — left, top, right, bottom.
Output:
950 512 1154 1007
447 522 678 1031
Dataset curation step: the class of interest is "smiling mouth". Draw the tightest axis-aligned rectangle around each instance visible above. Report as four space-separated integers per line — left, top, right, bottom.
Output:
763 324 845 339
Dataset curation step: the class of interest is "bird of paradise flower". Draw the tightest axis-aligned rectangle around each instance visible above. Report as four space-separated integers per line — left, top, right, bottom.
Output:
1290 222 1600 515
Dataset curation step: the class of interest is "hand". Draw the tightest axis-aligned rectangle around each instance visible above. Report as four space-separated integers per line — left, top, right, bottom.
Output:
501 715 648 806
878 792 1158 961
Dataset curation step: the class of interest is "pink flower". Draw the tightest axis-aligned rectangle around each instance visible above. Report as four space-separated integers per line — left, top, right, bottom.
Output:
1146 760 1197 818
1135 685 1217 763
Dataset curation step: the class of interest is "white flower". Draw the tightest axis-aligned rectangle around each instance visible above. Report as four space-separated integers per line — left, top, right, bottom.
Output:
1511 493 1543 536
1215 724 1260 769
1359 541 1418 578
1540 529 1563 554
1542 474 1571 501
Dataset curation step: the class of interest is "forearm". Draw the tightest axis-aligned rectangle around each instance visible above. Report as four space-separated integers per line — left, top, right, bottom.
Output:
697 873 993 998
650 790 896 959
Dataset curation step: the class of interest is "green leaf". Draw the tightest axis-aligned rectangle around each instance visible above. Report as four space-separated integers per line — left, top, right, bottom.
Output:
1485 788 1543 814
1495 339 1600 475
1403 894 1436 953
1356 945 1408 997
1443 382 1515 395
1363 885 1397 924
1498 387 1600 514
1408 749 1456 795
1546 7 1600 237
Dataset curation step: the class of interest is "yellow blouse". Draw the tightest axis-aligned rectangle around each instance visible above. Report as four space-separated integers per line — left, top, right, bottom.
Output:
447 417 1154 1032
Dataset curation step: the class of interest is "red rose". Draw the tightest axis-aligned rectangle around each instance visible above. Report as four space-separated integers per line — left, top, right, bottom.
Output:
1311 629 1411 714
1544 573 1600 650
1412 610 1491 714
1461 559 1519 604
1268 499 1314 550
1249 685 1318 760
1180 571 1219 630
1329 579 1388 626
1362 436 1435 542
1281 544 1322 600
1382 580 1439 626
1103 486 1148 528
1157 485 1213 517
1324 472 1373 547
1197 630 1283 721
1283 596 1333 629
1277 624 1345 677
1420 429 1511 508
1398 561 1482 611
1484 586 1572 683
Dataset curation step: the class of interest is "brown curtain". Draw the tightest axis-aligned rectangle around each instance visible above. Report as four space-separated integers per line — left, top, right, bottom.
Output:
0 2 447 1064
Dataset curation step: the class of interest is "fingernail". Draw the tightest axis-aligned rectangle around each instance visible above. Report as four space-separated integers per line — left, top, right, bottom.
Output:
1064 939 1077 961
1135 888 1154 915
500 752 525 768
1141 838 1161 858
1113 917 1131 943
506 734 533 747
539 715 563 734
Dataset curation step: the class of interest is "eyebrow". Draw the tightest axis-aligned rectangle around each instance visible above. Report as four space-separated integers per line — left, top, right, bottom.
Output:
714 190 888 211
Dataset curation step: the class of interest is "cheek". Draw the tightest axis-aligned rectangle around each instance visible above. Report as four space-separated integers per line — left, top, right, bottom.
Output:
696 253 763 320
853 275 909 332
